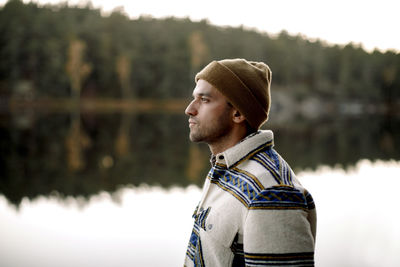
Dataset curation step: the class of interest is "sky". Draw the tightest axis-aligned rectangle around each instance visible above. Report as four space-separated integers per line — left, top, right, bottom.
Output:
2 0 399 52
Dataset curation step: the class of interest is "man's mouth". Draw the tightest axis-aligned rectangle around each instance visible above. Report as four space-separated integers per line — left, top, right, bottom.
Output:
188 119 197 126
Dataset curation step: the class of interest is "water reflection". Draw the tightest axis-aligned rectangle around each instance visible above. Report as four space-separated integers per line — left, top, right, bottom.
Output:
1 110 399 205
299 160 400 267
0 185 200 267
0 160 399 267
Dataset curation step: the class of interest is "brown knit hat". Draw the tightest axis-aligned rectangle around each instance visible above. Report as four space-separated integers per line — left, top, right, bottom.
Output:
195 58 272 129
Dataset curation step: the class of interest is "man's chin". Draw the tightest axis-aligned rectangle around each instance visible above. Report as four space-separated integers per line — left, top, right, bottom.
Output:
189 133 204 143
189 136 200 143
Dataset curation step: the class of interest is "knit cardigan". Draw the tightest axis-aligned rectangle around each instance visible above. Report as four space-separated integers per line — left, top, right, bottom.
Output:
184 130 317 267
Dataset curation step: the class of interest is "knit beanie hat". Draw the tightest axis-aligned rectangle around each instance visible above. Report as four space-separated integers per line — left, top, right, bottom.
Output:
195 58 272 129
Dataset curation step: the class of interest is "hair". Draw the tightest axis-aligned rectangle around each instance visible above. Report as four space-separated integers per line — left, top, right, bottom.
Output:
245 121 257 135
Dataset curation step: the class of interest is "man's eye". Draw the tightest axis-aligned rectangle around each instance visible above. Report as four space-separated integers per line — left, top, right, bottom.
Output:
201 97 209 102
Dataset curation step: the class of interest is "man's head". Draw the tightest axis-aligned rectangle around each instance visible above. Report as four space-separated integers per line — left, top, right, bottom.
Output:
195 58 272 130
185 59 272 153
185 79 242 146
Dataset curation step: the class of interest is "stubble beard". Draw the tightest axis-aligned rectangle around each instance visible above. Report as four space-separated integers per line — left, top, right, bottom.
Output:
189 113 233 145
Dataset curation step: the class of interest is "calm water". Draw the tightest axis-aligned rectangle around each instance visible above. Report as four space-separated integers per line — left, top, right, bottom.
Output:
1 160 399 267
1 109 400 266
1 111 399 205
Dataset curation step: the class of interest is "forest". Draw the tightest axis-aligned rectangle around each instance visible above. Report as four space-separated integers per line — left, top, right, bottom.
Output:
1 0 399 110
1 0 400 205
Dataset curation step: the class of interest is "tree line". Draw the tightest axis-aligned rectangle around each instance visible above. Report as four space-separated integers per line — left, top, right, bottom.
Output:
2 0 400 205
1 0 399 109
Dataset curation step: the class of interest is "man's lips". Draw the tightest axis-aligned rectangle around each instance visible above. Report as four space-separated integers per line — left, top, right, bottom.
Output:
188 119 197 126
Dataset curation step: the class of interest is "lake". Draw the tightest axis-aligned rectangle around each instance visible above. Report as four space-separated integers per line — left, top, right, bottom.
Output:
1 108 399 266
1 160 399 267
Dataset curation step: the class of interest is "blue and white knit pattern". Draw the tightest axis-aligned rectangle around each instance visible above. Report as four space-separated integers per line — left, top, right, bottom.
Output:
186 222 205 266
208 144 313 211
252 147 294 186
208 165 263 207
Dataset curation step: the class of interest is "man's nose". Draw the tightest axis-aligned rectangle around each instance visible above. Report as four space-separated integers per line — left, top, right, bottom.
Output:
185 100 197 116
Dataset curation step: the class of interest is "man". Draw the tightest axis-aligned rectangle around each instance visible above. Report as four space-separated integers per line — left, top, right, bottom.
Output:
184 59 317 267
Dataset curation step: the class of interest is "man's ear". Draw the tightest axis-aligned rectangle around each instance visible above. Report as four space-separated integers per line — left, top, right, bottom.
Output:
232 110 246 124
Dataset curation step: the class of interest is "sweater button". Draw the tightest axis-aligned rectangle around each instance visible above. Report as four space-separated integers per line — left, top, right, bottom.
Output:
218 155 224 160
207 224 213 230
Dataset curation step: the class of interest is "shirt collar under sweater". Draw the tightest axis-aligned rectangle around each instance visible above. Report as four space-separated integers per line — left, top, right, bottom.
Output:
212 130 274 168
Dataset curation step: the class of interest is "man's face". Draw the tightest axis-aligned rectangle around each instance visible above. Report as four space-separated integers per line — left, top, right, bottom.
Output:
185 79 234 144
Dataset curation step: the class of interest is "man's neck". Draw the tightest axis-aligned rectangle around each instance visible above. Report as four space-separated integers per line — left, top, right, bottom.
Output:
208 128 247 155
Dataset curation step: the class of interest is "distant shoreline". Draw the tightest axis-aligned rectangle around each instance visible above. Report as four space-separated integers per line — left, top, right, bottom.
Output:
4 98 189 114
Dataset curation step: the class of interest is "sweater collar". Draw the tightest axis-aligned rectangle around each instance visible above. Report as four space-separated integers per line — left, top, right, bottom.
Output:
214 130 274 168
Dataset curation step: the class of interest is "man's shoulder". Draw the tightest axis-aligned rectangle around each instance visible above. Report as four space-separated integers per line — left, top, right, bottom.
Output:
242 146 297 188
235 149 315 211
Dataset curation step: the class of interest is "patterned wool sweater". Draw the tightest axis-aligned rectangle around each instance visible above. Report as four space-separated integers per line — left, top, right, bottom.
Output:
184 130 317 267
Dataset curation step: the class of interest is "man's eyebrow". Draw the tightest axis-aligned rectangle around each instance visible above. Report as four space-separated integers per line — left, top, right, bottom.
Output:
193 92 212 98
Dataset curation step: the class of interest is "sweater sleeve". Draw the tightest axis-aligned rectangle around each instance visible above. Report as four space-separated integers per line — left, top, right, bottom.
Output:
243 186 316 266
